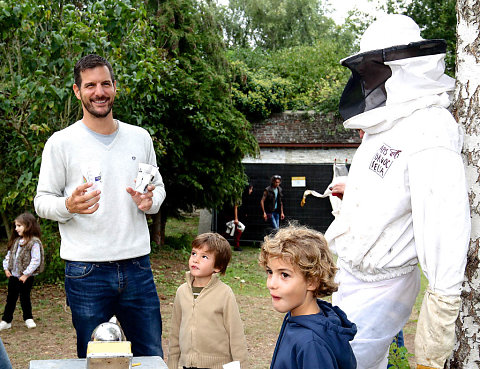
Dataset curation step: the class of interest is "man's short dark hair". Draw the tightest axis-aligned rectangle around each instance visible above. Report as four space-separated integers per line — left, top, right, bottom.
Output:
74 54 115 87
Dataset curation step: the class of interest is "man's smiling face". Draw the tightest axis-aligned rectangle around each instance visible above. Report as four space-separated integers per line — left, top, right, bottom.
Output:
74 65 116 119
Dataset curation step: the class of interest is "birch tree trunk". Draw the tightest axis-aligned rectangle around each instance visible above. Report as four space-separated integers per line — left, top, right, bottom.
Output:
448 0 480 367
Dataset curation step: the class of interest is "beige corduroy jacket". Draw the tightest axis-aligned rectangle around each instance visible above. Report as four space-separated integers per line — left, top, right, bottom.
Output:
167 272 247 369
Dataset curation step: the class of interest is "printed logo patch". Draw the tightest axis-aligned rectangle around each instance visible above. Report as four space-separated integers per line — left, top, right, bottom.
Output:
369 144 402 178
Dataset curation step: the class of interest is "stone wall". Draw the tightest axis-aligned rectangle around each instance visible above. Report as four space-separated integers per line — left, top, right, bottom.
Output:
246 110 359 164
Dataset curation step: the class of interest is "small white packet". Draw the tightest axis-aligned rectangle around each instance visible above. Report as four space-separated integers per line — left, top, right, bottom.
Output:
134 163 156 193
223 361 240 369
82 162 103 193
81 163 103 208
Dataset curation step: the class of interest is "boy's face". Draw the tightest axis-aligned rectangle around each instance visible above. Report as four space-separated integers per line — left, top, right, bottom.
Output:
189 245 220 285
265 257 317 316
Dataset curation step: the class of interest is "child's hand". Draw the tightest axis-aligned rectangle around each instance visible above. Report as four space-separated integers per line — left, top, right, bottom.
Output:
4 270 11 278
19 275 28 283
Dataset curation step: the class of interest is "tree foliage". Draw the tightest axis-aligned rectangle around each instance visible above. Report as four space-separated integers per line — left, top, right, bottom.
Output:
226 42 352 119
215 0 338 50
210 0 356 118
115 0 258 218
229 59 294 120
0 0 257 281
385 0 456 75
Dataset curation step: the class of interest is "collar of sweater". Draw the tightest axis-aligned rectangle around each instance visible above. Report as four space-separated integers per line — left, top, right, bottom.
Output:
185 271 220 291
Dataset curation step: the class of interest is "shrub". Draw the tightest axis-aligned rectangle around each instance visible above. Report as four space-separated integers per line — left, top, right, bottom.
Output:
388 341 413 369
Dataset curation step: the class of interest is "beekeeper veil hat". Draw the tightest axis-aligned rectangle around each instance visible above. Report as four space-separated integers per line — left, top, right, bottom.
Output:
339 14 448 121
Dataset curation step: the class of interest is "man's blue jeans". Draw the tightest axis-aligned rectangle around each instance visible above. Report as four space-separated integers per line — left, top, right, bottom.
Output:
64 255 163 358
268 212 280 230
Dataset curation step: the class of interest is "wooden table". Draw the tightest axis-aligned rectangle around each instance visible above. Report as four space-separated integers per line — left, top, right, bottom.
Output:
29 356 167 368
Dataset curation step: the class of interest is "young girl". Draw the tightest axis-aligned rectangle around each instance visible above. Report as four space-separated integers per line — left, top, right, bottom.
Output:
0 212 45 330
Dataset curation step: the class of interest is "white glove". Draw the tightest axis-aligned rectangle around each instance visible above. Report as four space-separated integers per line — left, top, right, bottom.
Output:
415 287 461 368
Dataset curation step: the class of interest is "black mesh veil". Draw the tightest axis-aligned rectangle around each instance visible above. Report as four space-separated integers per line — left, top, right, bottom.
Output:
339 40 447 121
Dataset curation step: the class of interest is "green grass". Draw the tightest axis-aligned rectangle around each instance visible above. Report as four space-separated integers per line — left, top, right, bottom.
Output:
415 268 428 311
223 246 270 297
403 267 428 336
162 214 269 297
150 215 200 296
151 248 189 297
165 214 200 239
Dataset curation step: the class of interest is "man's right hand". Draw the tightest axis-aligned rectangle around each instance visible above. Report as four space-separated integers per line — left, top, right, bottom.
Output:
66 182 100 214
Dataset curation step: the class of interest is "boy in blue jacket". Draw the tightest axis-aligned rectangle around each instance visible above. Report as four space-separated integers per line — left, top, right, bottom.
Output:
259 225 357 369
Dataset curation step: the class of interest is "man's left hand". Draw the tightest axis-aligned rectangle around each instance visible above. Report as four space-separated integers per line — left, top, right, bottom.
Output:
126 184 155 212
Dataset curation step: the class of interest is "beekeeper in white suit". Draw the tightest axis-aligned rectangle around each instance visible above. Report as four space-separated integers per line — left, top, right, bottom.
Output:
325 14 470 369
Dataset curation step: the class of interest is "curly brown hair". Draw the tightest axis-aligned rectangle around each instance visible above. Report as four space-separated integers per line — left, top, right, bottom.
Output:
259 225 338 297
191 233 232 275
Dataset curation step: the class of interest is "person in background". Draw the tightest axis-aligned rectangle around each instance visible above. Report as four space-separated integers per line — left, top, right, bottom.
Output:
34 54 166 358
326 15 470 369
168 233 247 369
260 175 284 231
232 183 253 251
0 212 44 331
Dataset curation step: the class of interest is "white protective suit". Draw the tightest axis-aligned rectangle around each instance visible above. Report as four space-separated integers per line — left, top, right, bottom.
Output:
325 15 470 369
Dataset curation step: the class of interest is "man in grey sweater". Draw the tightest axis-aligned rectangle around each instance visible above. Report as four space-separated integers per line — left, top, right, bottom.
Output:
34 54 166 358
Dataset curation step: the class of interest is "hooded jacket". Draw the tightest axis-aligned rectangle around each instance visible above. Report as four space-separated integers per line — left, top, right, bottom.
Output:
325 51 470 295
270 299 357 369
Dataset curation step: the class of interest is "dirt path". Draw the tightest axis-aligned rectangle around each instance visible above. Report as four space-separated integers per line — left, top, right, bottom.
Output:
0 258 286 368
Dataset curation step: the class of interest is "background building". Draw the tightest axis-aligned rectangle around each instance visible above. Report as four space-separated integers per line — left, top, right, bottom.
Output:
209 111 361 243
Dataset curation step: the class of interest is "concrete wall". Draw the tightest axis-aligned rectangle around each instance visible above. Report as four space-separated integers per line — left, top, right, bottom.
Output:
243 147 356 165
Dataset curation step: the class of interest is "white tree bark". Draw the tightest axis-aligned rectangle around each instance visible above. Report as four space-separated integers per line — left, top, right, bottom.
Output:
448 0 480 367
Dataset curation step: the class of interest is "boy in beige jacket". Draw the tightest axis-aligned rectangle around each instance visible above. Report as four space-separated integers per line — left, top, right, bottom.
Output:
168 233 247 369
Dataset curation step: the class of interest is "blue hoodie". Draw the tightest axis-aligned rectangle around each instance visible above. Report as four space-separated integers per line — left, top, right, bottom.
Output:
270 299 357 369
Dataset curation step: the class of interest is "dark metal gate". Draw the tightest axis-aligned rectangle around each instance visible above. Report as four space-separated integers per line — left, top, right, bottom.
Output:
212 163 340 244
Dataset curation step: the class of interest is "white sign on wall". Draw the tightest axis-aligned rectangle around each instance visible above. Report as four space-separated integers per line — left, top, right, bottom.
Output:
291 176 306 187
